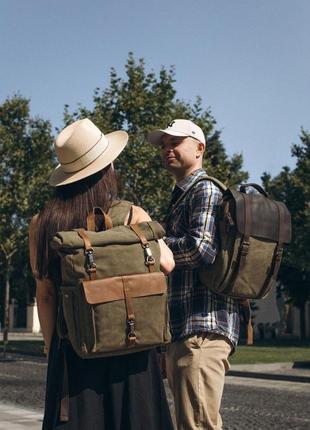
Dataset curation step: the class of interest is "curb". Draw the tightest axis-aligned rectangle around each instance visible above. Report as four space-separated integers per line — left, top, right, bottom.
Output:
2 350 310 384
227 370 310 384
0 350 45 359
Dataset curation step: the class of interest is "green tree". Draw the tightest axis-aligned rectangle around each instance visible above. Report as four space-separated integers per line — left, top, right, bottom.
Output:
0 56 249 342
262 129 310 339
64 53 248 219
0 95 55 349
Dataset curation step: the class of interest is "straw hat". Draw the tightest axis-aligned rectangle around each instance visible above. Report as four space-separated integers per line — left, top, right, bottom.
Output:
49 118 128 186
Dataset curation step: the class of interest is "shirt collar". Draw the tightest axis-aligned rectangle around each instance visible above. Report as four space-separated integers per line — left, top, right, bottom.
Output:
176 168 207 192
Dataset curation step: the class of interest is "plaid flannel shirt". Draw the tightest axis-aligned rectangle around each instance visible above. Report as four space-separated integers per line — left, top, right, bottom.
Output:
165 168 240 346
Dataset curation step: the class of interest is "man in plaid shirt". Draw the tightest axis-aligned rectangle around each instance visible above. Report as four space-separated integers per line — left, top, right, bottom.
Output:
149 119 240 430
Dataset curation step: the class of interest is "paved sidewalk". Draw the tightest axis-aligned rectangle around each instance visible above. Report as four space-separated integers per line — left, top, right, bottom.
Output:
229 361 310 383
0 359 309 429
2 332 43 341
0 403 42 430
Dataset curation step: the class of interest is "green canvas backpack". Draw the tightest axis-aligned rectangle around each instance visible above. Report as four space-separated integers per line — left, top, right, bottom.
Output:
173 176 292 300
51 200 171 359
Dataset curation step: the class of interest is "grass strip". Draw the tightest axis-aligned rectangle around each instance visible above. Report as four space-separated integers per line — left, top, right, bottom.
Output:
231 343 310 364
0 339 309 364
0 340 45 355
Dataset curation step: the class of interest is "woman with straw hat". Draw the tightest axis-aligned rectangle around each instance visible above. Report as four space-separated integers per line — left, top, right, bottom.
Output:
29 118 175 430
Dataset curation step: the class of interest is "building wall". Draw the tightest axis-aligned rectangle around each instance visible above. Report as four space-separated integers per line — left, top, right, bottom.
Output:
7 301 41 333
251 286 309 340
253 287 280 325
6 294 310 339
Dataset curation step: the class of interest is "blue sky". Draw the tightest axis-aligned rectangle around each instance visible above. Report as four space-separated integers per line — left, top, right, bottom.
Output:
1 0 309 183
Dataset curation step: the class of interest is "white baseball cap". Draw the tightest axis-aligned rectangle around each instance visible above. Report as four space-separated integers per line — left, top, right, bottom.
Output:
148 119 206 146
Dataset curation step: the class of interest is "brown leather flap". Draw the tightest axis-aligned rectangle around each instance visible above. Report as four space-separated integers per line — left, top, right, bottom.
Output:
229 190 292 243
82 272 167 305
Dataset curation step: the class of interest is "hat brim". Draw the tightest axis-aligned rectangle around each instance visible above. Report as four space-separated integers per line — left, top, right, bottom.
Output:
148 129 190 146
49 130 128 187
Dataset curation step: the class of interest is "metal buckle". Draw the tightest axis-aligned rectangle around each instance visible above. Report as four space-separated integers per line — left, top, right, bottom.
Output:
145 256 155 266
85 249 96 272
240 241 250 256
276 247 283 260
127 318 136 340
142 243 155 266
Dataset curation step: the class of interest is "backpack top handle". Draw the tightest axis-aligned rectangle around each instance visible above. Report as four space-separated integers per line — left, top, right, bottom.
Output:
87 207 113 231
239 183 268 198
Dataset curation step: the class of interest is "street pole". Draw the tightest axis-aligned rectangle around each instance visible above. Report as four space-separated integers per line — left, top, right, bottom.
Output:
1 248 15 359
3 271 10 357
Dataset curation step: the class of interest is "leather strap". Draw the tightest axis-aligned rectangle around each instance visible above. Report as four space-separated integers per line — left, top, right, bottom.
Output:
130 224 149 246
76 228 93 251
127 206 133 225
130 224 155 272
258 201 284 298
76 229 96 280
122 277 136 347
276 204 285 268
276 201 285 243
87 207 113 231
238 193 251 272
239 299 253 345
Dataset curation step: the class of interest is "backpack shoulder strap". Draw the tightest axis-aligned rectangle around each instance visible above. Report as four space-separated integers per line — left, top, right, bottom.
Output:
172 173 227 209
108 200 133 226
203 174 227 193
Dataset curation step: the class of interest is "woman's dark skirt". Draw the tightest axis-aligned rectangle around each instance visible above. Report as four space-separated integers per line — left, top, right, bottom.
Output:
42 334 174 430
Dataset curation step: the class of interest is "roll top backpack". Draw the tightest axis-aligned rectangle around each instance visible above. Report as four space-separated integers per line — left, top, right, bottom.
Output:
51 200 171 359
200 178 291 300
172 175 292 300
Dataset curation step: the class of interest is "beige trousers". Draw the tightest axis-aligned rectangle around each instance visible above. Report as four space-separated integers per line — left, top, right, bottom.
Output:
166 333 232 430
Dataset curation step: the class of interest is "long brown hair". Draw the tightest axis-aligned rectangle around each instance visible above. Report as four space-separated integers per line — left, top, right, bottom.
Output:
36 164 117 278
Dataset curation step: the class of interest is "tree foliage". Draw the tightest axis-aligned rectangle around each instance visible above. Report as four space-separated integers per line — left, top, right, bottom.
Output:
0 95 55 311
262 129 310 337
64 53 248 219
0 55 249 316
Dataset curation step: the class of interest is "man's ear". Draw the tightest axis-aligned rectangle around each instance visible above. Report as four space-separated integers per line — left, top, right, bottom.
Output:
196 141 205 158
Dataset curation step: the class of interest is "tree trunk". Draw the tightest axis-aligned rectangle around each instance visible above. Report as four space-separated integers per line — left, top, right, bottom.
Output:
299 302 306 340
2 255 12 357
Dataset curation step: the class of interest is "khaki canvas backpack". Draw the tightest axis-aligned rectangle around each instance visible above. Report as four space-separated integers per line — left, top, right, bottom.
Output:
51 200 171 359
174 176 292 300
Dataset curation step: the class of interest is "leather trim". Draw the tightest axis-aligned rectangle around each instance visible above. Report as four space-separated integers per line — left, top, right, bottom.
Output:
75 228 93 251
87 207 113 231
82 272 167 305
230 190 291 243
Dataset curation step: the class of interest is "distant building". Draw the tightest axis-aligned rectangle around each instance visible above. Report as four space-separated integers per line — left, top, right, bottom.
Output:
3 291 310 339
6 299 41 333
252 284 310 340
